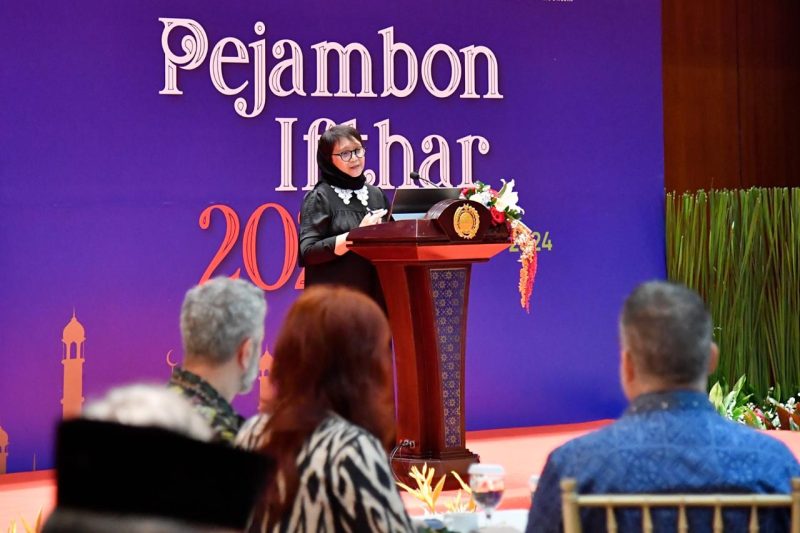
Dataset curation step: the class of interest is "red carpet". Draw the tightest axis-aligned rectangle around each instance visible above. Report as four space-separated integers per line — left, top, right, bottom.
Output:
3 420 800 527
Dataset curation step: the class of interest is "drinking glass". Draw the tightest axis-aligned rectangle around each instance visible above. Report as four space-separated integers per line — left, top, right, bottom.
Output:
529 474 541 495
468 463 505 523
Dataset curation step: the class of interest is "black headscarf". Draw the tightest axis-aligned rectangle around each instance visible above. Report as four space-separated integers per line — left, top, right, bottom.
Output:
317 125 367 190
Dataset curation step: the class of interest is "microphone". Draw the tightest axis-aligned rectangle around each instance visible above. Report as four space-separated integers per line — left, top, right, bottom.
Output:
410 171 440 188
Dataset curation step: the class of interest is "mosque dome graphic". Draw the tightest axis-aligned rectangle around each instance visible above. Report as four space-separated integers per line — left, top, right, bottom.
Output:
62 313 86 347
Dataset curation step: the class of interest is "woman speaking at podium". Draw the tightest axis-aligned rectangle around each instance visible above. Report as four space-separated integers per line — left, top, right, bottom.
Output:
299 125 389 309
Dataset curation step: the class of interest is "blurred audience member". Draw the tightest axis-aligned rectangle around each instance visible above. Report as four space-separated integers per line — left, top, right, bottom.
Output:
44 384 270 533
237 286 413 532
172 276 267 443
83 383 213 440
526 281 800 533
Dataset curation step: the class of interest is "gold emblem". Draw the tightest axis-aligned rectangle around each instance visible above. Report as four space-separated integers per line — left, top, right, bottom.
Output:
453 204 480 239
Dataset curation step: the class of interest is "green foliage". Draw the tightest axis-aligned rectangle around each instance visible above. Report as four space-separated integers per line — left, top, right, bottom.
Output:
708 375 765 429
709 375 751 420
666 188 800 400
709 375 800 431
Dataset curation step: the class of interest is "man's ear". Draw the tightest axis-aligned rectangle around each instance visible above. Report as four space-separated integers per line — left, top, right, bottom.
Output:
620 349 636 400
708 342 719 374
237 337 253 370
622 350 635 381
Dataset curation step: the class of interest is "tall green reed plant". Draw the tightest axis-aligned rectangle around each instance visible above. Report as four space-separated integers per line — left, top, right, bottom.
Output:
666 188 800 399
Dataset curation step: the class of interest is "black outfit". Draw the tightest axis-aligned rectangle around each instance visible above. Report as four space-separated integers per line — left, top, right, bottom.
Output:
299 150 389 308
54 419 270 530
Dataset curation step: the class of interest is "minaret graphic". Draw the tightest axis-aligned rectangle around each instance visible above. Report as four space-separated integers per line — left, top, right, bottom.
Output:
61 311 86 418
0 425 8 474
258 348 274 408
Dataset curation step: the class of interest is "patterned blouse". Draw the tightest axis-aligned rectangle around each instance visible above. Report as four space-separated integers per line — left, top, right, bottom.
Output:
168 367 244 445
236 413 415 533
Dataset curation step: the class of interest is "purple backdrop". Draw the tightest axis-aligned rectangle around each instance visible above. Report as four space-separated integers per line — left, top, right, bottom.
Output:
0 0 664 473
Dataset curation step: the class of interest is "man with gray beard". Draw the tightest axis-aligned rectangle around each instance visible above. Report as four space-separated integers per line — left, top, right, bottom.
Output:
169 277 266 444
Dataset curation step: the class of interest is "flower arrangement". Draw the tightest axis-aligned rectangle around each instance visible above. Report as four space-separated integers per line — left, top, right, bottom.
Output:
445 471 477 513
395 464 477 514
396 464 447 514
5 508 43 533
461 180 538 312
709 375 800 431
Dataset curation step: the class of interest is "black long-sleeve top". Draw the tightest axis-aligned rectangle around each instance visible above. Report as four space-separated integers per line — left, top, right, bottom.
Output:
298 182 389 308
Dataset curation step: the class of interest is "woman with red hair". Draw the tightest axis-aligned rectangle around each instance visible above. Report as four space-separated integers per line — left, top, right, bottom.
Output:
237 286 413 532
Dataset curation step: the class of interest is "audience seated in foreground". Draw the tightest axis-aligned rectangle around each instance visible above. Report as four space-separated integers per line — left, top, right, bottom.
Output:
237 286 414 533
171 276 267 444
526 281 800 533
43 384 270 533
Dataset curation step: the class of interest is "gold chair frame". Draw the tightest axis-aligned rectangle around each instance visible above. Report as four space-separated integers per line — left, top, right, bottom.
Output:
560 478 800 533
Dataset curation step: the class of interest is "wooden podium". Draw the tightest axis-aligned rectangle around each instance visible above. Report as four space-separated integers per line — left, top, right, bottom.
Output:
348 199 510 487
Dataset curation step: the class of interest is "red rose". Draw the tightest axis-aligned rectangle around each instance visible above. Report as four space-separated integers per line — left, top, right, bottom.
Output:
490 206 506 225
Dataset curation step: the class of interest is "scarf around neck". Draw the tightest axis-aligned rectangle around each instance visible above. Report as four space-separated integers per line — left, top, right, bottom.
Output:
317 148 367 190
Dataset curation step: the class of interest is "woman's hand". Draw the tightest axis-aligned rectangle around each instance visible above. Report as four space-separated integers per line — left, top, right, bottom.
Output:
334 210 387 256
359 209 388 227
334 233 350 255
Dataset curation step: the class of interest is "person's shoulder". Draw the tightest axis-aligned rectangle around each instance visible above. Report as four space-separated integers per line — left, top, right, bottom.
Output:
713 415 798 456
366 184 390 208
303 181 332 199
321 417 396 489
319 413 372 440
543 421 627 470
301 183 334 212
319 415 385 457
709 418 800 487
559 421 619 448
234 413 269 450
366 183 388 197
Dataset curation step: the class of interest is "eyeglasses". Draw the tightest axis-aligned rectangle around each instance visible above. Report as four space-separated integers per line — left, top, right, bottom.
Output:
333 147 366 162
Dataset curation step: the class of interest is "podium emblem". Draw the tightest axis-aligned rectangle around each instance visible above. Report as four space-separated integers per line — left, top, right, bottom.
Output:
453 205 480 239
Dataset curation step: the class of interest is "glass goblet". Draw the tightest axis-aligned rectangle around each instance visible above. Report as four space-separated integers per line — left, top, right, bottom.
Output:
468 463 505 524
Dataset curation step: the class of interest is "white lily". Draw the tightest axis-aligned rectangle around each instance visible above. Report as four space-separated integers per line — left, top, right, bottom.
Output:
495 179 524 214
471 189 493 206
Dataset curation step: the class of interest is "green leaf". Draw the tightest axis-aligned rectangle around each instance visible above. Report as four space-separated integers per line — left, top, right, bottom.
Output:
731 375 747 398
723 389 739 414
709 382 724 414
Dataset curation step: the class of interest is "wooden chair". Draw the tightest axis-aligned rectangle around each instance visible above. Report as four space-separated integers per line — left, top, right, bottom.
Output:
560 478 800 533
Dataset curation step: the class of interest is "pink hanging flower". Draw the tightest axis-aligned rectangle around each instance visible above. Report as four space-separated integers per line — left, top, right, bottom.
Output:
460 180 538 313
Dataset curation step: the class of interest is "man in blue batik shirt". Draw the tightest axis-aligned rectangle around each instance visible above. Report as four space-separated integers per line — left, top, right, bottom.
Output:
526 281 800 533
